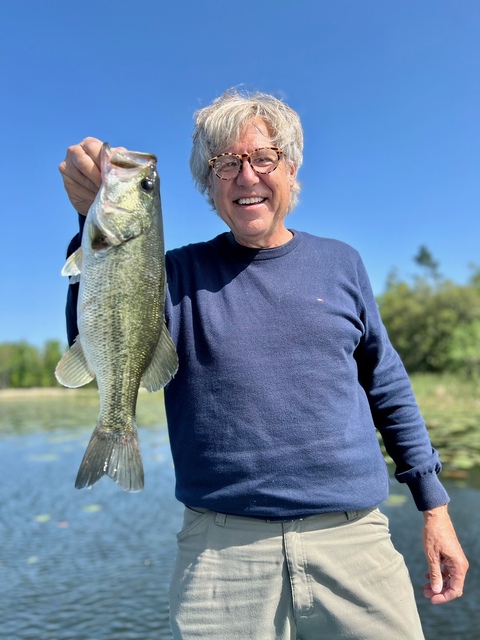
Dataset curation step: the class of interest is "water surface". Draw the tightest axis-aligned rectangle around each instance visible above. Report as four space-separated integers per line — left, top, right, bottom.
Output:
0 391 478 639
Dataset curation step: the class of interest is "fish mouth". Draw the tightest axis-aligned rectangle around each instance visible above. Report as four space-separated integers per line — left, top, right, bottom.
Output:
110 150 158 169
102 143 157 170
234 197 267 205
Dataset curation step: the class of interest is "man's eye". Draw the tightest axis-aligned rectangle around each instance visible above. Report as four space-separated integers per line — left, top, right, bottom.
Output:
219 160 239 170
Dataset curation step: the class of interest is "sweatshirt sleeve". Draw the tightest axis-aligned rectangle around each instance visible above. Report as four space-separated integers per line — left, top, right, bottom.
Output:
354 254 449 511
65 214 86 346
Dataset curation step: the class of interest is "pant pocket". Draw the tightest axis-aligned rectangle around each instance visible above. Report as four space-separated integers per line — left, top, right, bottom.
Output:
176 506 211 540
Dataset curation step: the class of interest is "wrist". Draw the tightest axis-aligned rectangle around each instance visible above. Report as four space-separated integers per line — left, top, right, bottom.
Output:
423 503 449 520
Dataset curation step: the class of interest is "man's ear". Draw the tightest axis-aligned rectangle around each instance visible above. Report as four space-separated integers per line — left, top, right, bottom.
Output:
288 163 297 188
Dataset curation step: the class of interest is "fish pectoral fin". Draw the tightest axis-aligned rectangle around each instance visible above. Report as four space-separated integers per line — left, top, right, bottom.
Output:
75 421 144 492
141 324 179 392
54 338 95 388
61 248 83 284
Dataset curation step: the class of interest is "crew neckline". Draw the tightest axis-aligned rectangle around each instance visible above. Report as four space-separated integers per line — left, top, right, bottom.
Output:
214 230 302 261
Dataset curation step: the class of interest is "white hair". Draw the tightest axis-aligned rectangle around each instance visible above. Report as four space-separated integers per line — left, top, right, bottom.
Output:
190 88 303 212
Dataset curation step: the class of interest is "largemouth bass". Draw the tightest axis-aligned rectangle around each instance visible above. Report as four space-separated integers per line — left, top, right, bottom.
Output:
55 143 178 491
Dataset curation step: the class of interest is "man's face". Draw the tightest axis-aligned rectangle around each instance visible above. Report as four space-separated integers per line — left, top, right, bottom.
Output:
207 118 296 249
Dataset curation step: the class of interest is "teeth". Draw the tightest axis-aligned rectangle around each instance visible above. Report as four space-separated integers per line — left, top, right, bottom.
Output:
237 197 265 205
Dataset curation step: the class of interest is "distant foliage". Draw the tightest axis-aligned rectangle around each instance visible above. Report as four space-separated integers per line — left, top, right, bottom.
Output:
0 340 65 389
378 249 480 378
448 320 480 379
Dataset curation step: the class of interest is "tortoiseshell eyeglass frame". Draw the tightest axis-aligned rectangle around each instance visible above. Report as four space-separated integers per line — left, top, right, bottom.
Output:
208 147 284 180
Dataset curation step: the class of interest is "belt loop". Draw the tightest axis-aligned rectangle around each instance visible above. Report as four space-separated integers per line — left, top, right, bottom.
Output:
214 512 227 527
345 510 358 521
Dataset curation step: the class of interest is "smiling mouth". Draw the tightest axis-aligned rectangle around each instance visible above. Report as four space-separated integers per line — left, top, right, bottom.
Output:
235 197 267 205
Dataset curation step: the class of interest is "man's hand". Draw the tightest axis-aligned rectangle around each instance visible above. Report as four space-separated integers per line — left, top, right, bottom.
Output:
422 504 468 604
59 137 104 216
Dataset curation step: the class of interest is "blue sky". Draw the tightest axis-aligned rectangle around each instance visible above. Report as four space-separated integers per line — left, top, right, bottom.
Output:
1 0 478 346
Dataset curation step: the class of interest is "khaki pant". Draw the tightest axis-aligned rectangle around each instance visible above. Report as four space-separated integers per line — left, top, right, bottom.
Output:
169 507 425 640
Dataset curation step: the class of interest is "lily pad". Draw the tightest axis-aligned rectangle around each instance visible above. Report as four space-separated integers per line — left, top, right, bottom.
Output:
34 514 52 523
82 503 102 513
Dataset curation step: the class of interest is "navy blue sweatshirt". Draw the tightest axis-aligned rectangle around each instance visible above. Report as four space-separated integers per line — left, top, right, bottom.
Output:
66 220 449 517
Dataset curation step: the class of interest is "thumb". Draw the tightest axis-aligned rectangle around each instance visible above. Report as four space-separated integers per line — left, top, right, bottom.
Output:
427 557 444 594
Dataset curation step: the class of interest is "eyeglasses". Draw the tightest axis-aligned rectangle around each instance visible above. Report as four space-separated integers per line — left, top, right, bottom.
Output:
208 147 283 180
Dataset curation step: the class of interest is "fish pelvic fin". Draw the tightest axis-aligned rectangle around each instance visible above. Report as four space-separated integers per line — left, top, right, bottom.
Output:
141 324 179 392
75 421 144 492
61 247 83 284
55 339 95 388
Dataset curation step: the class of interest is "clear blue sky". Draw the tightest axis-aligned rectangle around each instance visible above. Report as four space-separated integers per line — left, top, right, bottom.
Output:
1 0 478 346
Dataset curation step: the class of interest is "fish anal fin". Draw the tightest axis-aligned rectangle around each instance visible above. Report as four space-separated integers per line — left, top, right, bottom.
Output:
141 324 179 392
55 339 95 388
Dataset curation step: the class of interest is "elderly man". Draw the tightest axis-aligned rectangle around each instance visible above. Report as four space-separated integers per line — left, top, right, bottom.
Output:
60 88 467 640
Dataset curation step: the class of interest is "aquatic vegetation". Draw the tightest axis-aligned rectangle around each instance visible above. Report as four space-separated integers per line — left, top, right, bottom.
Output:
1 377 479 472
411 374 480 470
0 388 168 435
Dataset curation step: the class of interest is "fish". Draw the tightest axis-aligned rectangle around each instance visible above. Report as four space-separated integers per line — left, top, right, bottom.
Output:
55 142 178 492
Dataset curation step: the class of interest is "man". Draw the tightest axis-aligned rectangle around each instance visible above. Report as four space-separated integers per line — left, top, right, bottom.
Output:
60 89 468 639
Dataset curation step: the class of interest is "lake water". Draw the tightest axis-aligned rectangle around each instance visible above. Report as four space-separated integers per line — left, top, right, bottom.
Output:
0 390 479 640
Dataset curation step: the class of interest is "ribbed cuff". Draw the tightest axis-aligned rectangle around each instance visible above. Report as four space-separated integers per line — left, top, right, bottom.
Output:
396 468 450 511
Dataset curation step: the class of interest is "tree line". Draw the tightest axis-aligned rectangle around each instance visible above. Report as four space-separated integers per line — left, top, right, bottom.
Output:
0 340 65 389
377 246 480 378
1 247 479 389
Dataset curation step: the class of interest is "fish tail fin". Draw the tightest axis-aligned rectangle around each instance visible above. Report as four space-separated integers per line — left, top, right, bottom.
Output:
75 421 144 492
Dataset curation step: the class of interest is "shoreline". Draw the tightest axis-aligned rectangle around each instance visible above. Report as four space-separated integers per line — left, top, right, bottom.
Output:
0 386 155 399
0 387 83 399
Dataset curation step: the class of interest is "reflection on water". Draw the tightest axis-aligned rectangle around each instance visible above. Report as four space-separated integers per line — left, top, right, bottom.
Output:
0 391 479 640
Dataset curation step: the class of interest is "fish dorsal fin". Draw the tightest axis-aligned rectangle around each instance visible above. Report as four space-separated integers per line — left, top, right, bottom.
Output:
141 325 179 392
55 338 95 388
61 248 83 284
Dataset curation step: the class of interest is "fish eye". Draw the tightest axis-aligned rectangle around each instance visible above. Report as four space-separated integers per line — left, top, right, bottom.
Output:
140 177 154 191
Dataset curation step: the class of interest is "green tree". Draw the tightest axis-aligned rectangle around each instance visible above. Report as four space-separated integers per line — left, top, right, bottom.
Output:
378 247 480 374
468 263 480 289
8 341 42 388
0 340 65 388
448 320 480 379
0 344 16 389
377 279 430 371
40 340 64 387
414 245 441 282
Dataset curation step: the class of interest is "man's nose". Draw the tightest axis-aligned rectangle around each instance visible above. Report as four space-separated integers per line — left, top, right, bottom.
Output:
236 159 260 185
